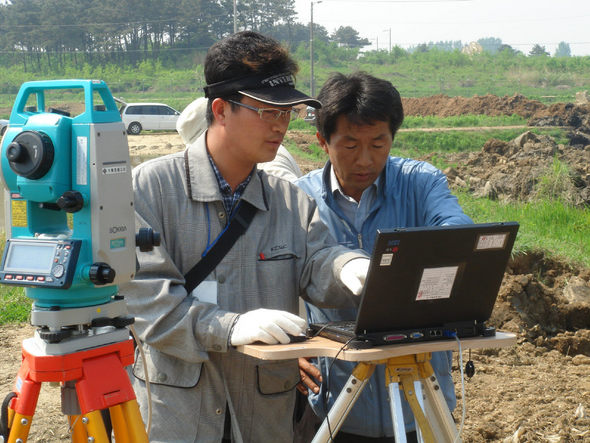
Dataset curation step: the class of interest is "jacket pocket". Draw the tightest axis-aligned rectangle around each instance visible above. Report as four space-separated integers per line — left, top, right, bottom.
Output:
256 359 299 395
133 345 202 388
257 246 299 261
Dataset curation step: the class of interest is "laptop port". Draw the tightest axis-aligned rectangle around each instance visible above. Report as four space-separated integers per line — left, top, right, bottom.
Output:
383 334 407 342
429 329 442 337
409 332 424 339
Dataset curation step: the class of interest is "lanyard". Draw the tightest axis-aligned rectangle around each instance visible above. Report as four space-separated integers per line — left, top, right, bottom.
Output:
202 201 240 258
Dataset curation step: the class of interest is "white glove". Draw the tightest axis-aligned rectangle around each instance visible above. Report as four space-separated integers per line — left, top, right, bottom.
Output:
230 309 307 346
340 258 370 296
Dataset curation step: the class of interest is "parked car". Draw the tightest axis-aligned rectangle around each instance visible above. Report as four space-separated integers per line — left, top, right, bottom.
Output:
119 102 180 135
303 105 316 124
0 119 8 136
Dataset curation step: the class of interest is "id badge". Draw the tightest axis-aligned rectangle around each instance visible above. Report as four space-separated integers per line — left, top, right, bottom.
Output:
191 280 218 305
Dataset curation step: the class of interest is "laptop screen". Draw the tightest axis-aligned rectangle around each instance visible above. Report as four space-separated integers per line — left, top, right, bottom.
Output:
353 222 519 335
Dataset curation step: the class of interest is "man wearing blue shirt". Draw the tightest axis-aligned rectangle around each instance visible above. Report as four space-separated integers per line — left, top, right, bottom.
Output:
295 72 473 442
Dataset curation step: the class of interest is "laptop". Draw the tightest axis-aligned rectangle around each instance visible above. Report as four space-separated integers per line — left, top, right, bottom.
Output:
309 222 519 348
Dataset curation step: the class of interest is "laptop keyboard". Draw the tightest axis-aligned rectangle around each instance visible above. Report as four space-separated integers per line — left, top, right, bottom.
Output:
327 320 356 332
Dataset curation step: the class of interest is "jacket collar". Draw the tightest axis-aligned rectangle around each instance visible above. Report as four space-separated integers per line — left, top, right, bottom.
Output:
185 132 268 211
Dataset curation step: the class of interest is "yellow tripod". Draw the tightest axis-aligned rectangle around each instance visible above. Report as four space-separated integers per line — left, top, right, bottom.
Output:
312 352 459 443
2 336 148 443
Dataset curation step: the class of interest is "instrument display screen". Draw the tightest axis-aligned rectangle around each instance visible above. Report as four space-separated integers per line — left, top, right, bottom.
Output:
4 240 57 274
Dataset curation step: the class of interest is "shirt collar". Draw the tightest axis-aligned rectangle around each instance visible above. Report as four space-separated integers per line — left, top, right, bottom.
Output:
207 149 254 216
329 164 380 202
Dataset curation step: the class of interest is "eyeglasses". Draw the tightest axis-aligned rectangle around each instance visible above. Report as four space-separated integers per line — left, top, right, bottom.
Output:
227 100 298 122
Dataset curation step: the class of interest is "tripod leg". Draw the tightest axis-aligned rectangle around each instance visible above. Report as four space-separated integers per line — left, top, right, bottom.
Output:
115 400 149 443
81 410 110 443
422 375 460 443
6 411 33 443
387 381 407 443
311 362 375 443
68 415 88 442
6 358 42 443
413 381 425 443
109 405 130 443
399 374 435 443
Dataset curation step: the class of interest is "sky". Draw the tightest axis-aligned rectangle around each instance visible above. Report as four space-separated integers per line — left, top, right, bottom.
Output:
293 0 590 56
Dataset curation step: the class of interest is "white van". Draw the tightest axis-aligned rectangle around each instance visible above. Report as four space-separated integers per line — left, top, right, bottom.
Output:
120 103 180 135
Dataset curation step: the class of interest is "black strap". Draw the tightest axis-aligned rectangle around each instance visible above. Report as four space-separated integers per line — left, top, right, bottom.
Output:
184 201 257 294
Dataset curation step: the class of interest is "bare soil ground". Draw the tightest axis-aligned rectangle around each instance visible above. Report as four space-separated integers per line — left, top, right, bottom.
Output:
1 94 589 442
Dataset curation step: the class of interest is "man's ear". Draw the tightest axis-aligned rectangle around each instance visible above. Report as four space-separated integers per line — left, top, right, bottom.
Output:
210 98 227 125
316 131 329 154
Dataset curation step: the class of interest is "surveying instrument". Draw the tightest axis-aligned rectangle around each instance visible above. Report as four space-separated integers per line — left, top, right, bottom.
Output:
0 80 159 442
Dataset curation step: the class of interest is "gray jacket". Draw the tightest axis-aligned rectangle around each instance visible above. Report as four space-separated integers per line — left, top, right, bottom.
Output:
122 133 363 442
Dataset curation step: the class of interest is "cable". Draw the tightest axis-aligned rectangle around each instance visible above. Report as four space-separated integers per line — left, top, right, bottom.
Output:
306 324 356 442
129 324 152 437
321 337 356 442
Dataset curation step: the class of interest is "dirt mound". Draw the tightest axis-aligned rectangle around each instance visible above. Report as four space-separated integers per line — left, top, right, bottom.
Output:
437 132 590 207
492 251 590 356
528 102 590 130
402 94 590 133
402 94 547 118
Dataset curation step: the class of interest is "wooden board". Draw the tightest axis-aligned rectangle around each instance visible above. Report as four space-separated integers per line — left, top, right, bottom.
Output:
237 331 517 362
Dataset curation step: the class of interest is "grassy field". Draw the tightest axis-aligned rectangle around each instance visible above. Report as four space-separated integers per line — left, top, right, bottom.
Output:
2 47 590 119
287 116 569 168
401 114 528 128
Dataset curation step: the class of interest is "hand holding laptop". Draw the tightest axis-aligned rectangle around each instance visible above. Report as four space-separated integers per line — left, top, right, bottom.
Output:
340 258 370 295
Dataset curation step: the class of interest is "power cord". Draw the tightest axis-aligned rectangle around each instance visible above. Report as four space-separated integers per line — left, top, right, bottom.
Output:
129 324 152 437
322 337 357 442
306 325 355 442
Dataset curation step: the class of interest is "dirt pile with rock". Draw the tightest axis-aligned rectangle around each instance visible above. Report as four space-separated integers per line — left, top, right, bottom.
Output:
436 131 590 207
494 252 590 356
432 125 590 386
528 102 590 129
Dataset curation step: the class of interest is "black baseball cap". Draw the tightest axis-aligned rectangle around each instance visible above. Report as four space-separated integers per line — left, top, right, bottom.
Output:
204 72 321 108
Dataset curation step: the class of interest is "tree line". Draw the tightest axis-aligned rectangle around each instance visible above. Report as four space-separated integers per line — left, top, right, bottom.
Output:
0 0 578 75
0 0 372 72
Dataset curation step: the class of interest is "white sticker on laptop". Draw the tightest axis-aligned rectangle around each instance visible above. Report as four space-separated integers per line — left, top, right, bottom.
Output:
380 253 394 266
476 233 508 250
416 266 458 301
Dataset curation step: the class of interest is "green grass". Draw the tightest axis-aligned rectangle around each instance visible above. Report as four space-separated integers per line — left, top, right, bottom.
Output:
456 190 590 267
0 236 29 324
283 139 326 163
394 128 568 155
401 114 527 128
289 114 531 132
0 283 29 324
288 119 316 131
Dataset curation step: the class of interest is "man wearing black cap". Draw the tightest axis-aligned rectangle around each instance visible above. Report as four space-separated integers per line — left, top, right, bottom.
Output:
123 31 370 442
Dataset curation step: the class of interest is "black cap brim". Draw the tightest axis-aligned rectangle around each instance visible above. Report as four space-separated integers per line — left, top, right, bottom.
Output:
239 88 322 109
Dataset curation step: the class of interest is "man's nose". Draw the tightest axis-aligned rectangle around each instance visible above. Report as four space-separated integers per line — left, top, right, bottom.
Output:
356 146 373 166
